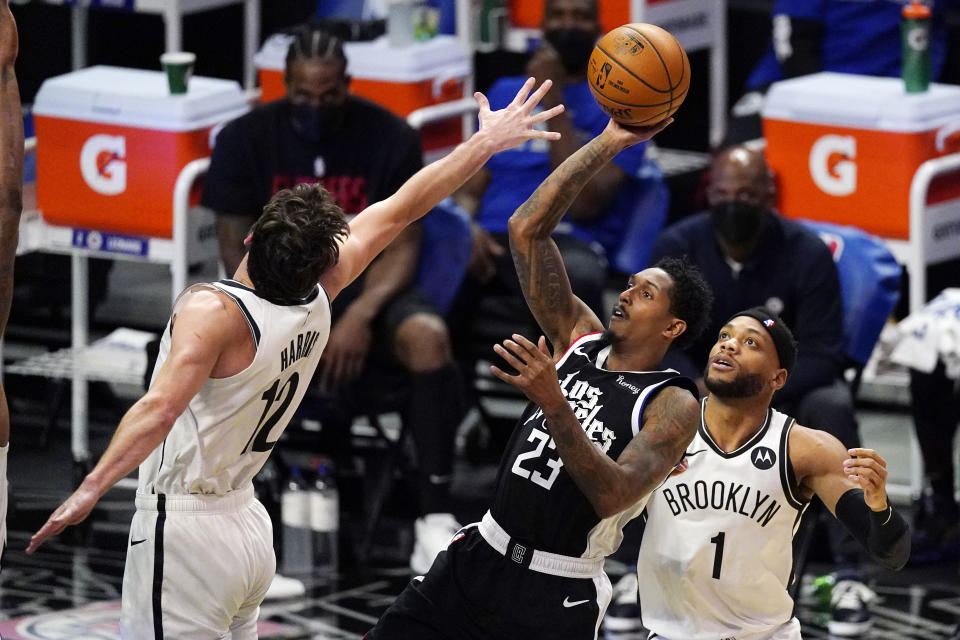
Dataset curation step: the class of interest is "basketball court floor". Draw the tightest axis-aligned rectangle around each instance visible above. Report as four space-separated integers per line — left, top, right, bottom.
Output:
1 263 958 639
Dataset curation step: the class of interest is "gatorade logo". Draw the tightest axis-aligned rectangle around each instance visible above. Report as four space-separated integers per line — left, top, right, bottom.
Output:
80 134 127 196
809 135 856 197
907 26 929 51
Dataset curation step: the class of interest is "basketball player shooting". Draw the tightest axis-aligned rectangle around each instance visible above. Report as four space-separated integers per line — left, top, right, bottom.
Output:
636 308 910 640
366 116 713 640
0 0 23 569
26 77 563 638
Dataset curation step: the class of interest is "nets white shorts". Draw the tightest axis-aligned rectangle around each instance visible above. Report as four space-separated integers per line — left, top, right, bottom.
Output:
649 617 802 640
120 484 274 639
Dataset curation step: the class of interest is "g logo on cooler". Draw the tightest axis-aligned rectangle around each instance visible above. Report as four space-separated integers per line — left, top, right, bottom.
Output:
80 134 127 195
809 134 856 197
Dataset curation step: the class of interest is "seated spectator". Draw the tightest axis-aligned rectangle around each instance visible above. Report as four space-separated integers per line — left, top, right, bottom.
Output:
725 0 958 145
648 145 876 636
201 24 465 574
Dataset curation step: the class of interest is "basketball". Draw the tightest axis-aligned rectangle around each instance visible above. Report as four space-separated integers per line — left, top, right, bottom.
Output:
587 23 690 126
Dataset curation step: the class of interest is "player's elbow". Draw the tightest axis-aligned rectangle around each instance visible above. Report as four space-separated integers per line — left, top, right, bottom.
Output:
507 211 549 241
137 393 183 435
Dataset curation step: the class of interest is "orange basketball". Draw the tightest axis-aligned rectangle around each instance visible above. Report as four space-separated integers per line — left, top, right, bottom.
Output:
588 23 690 126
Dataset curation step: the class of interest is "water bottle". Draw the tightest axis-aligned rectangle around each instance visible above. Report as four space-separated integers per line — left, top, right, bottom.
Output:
281 466 313 575
310 462 339 574
901 1 932 93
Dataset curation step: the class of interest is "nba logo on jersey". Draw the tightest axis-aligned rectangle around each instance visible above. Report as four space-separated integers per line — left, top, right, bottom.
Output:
511 543 527 564
751 446 776 470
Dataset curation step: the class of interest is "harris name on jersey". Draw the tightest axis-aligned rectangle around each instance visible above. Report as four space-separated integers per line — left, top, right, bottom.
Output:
280 330 323 372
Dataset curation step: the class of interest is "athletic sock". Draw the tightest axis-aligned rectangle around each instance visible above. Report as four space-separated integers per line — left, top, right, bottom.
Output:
407 364 465 515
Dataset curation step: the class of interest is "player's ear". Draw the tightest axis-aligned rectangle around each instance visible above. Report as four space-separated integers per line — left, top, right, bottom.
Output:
664 318 686 341
770 367 788 391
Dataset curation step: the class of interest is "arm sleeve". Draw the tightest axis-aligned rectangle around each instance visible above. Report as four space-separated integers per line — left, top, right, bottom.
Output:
777 241 845 404
200 120 262 217
835 488 910 571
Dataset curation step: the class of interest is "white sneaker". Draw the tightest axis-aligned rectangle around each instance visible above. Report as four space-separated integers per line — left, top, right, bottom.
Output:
604 572 642 633
410 512 461 574
828 579 877 636
264 573 305 600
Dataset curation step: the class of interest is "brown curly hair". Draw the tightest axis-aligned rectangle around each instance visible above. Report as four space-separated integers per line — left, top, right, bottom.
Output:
247 183 350 304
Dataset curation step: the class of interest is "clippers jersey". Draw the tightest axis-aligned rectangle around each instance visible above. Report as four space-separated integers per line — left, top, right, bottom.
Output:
638 400 809 640
138 280 331 496
490 332 698 559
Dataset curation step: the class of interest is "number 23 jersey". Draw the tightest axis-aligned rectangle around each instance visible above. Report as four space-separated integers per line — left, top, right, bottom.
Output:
490 331 698 559
637 399 809 639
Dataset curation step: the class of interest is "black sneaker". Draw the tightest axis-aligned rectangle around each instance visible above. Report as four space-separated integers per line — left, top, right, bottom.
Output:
604 572 642 634
828 579 876 637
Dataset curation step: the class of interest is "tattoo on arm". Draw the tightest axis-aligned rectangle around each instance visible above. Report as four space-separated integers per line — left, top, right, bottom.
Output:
508 139 614 348
545 385 700 518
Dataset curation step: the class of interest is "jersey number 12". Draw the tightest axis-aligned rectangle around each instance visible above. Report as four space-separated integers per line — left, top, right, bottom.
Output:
242 372 300 454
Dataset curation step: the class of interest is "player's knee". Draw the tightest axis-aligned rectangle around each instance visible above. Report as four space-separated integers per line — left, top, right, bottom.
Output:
394 313 452 371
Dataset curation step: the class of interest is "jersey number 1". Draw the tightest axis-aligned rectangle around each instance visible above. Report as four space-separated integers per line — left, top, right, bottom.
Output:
710 531 725 580
242 372 300 454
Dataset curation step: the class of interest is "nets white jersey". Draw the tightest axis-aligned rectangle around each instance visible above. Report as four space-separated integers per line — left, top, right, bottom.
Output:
138 280 331 496
637 399 809 640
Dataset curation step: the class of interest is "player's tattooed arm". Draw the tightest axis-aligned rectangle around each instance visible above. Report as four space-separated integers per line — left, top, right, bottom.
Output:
508 118 672 355
492 335 699 518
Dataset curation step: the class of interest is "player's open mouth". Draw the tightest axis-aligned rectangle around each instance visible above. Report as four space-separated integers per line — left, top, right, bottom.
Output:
710 356 735 370
611 306 627 320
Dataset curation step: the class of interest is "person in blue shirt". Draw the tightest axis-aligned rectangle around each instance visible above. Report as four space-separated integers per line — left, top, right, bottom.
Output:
726 0 958 145
452 0 667 330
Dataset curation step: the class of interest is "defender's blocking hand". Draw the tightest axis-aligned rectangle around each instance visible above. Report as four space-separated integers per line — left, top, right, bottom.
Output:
475 77 565 154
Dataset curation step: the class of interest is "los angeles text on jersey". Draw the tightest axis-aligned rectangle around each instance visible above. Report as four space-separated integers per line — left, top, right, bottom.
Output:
524 371 617 454
661 480 781 527
280 330 322 372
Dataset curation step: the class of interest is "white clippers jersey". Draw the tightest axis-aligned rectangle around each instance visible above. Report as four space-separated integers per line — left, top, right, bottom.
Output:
138 280 331 497
637 399 809 640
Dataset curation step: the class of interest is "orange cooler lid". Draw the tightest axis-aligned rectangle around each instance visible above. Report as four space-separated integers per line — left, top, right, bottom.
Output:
33 65 249 131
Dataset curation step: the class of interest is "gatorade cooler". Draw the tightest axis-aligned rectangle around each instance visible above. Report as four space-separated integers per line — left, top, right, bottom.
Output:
763 72 960 239
255 34 471 159
33 66 248 238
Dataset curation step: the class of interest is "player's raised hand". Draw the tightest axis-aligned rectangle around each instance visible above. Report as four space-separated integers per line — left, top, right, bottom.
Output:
491 334 566 410
843 448 889 512
601 116 673 152
0 0 17 69
27 484 101 553
475 77 565 154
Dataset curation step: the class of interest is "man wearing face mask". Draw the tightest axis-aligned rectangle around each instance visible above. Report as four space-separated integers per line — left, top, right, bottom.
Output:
203 24 468 576
451 0 667 347
647 146 877 635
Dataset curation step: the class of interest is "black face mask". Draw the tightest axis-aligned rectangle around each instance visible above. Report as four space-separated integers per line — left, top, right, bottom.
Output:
289 102 345 142
710 202 767 246
544 28 597 74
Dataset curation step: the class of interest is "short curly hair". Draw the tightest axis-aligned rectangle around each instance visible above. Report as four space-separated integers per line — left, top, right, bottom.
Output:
654 256 713 350
246 183 350 304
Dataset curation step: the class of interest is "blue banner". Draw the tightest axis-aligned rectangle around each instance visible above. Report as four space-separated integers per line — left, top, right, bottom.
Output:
72 229 148 257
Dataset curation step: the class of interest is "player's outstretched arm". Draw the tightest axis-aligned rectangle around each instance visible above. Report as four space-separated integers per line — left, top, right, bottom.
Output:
26 291 241 553
793 426 910 570
319 77 564 298
507 118 672 355
492 334 699 518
